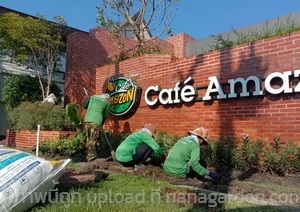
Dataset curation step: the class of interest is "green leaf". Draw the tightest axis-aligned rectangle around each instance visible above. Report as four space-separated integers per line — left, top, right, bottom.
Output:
66 103 82 126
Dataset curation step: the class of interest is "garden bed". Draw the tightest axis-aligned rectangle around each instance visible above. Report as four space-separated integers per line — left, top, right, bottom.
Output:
60 157 300 210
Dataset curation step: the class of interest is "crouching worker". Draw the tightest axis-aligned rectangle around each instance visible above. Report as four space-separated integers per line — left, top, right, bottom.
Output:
83 93 110 161
163 127 221 180
116 123 165 170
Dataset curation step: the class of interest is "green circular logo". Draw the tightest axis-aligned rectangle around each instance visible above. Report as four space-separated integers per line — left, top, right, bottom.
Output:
106 76 141 116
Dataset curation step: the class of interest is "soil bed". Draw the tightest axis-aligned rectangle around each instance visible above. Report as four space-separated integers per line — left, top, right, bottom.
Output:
60 157 300 209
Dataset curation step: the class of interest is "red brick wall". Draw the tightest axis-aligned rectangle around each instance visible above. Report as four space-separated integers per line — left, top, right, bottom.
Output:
100 32 300 143
5 130 76 149
65 27 173 104
66 29 300 144
166 33 196 58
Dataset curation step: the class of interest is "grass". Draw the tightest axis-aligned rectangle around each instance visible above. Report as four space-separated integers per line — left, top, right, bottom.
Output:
30 172 192 211
28 169 293 212
65 161 87 170
232 179 300 194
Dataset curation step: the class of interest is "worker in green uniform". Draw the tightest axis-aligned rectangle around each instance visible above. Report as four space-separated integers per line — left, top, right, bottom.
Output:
83 93 110 161
163 127 221 180
116 123 165 170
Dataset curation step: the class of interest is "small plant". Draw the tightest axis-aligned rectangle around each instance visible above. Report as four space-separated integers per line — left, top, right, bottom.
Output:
209 17 300 51
110 51 130 64
109 44 163 64
65 103 88 155
263 137 300 175
231 148 248 171
209 34 234 50
132 44 162 57
241 138 263 169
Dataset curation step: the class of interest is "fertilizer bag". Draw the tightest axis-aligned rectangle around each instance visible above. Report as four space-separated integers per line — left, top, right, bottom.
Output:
0 147 71 212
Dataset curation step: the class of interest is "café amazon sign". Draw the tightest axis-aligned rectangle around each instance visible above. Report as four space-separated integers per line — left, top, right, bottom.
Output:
106 76 141 116
145 70 300 106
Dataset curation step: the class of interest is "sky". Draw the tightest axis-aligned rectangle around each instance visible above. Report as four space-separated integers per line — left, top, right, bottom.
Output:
1 0 300 40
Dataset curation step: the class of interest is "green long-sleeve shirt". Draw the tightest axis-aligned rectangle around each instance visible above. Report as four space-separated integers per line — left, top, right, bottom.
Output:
116 130 164 163
163 136 208 178
84 95 110 126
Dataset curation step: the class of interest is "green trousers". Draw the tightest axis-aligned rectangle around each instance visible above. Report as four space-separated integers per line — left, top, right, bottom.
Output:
85 123 102 160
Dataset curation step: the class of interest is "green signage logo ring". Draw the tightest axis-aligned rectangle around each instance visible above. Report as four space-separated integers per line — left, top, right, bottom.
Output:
106 76 141 116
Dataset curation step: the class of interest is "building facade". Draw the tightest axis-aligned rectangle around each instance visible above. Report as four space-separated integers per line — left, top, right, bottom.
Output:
65 26 300 143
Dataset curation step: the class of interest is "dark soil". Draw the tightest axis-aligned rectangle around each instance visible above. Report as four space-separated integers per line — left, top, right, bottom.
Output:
60 157 300 208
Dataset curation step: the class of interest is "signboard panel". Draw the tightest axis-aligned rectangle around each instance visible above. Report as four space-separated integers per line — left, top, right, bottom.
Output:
106 76 141 116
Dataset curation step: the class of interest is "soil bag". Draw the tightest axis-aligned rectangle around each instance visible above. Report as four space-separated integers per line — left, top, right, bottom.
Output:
0 147 71 212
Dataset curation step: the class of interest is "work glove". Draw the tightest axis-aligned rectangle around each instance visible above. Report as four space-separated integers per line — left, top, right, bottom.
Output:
208 171 221 180
159 154 166 163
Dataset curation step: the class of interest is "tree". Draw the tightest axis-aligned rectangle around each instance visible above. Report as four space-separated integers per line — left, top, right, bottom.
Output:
0 12 66 100
97 0 180 46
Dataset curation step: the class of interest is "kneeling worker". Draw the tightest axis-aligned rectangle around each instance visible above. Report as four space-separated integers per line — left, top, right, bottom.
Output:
116 123 165 170
163 127 221 180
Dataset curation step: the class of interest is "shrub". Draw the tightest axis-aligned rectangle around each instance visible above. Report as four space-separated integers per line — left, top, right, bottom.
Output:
8 101 74 130
40 134 84 158
241 139 264 169
202 134 238 170
156 130 183 153
199 134 300 175
39 130 300 174
105 130 130 150
263 138 300 175
2 75 62 110
40 130 129 160
231 148 248 171
97 130 130 158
